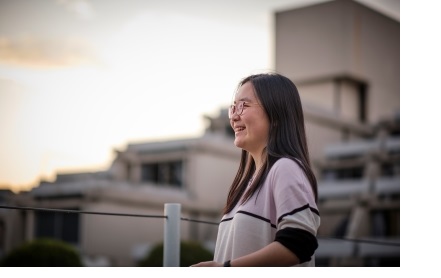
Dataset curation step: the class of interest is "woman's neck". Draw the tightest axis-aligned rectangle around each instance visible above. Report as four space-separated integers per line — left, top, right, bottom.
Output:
250 153 265 173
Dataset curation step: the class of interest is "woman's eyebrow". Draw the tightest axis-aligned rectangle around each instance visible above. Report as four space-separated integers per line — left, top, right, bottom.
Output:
234 97 253 103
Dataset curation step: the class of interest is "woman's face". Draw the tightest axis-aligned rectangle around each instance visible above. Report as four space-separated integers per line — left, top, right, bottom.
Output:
230 81 270 156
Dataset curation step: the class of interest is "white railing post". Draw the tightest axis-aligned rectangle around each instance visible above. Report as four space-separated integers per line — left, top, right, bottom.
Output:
163 203 181 267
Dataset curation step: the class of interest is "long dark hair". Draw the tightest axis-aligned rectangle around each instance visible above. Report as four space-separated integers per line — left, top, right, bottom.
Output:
223 73 318 215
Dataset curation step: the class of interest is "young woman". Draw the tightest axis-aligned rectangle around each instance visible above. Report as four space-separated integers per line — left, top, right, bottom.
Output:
192 73 320 267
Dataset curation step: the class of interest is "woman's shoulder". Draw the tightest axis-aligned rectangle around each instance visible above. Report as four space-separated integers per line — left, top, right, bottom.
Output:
271 157 303 172
269 157 311 190
269 157 308 181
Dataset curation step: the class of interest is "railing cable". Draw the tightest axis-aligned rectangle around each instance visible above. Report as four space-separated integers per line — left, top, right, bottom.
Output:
0 205 166 219
0 205 399 247
180 217 218 225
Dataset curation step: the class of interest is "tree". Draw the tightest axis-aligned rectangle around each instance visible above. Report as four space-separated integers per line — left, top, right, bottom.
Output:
138 240 213 267
0 238 83 267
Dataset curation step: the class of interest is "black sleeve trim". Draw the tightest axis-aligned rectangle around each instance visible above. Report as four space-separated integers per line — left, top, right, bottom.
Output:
274 227 318 264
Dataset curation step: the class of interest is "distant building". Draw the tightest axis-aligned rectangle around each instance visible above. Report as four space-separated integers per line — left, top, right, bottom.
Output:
274 0 400 266
0 0 399 266
275 0 399 165
2 132 239 266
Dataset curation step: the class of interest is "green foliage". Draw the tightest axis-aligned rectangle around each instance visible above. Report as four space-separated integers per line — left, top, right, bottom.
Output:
0 238 83 267
138 240 213 267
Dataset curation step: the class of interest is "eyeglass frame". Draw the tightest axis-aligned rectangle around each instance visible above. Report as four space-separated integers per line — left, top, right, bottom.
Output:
228 101 261 119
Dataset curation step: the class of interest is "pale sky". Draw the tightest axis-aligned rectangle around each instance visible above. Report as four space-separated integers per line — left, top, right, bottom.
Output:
0 0 400 192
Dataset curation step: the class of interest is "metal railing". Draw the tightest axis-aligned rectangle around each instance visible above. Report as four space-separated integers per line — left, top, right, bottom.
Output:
0 203 399 267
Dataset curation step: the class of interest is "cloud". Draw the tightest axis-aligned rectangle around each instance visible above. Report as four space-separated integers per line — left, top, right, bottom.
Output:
0 36 101 68
56 0 95 20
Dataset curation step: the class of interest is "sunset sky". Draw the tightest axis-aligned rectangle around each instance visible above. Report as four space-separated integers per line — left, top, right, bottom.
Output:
0 0 400 192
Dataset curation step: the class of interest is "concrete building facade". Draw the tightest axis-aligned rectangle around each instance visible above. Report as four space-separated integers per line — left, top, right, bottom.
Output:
275 0 399 164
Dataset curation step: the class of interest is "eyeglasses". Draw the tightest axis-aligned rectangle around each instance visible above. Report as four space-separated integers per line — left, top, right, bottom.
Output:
228 101 261 119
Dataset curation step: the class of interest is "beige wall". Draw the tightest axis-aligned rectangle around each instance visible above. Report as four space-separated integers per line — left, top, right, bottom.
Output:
80 200 205 266
305 121 345 176
189 151 239 210
81 202 160 266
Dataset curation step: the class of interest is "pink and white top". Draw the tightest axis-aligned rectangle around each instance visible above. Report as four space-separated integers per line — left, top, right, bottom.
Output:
214 158 320 267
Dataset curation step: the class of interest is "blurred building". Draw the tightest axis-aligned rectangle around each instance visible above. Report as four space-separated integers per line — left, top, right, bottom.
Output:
274 0 399 266
0 0 399 266
1 133 239 266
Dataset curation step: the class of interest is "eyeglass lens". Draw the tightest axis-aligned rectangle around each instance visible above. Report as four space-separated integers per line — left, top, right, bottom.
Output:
228 102 244 118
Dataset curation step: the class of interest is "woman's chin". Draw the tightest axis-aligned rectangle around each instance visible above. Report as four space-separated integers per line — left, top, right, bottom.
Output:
234 138 244 149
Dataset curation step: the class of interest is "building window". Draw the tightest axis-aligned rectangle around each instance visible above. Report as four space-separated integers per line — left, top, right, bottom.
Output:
34 208 80 245
141 160 183 187
321 166 364 180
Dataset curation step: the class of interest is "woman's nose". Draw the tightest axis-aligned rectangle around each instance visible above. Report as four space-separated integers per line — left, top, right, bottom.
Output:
229 115 239 128
230 111 240 121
